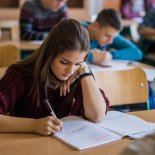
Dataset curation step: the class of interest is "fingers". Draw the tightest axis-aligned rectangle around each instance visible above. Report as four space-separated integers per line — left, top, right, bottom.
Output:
102 52 112 63
93 49 112 64
60 80 71 96
60 81 67 96
35 116 63 136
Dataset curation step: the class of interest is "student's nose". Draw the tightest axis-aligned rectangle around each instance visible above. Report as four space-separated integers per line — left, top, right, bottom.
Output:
66 65 75 75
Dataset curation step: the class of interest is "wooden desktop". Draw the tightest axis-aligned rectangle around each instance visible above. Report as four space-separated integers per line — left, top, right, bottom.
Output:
0 110 154 155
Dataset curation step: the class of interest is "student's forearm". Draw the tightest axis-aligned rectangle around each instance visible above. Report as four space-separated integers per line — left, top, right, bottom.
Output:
81 76 106 123
0 115 35 133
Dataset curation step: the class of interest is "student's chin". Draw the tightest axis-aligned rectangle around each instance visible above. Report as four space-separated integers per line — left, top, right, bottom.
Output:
59 76 69 81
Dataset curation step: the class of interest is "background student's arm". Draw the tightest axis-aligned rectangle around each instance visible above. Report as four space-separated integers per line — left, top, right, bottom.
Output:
20 2 47 40
110 35 143 60
79 62 109 122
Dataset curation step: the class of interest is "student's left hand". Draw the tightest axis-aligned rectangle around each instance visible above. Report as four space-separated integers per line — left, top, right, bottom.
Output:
59 62 89 96
60 69 79 96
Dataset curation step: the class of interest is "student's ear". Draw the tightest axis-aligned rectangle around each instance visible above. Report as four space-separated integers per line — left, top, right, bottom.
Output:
92 21 100 29
92 21 101 31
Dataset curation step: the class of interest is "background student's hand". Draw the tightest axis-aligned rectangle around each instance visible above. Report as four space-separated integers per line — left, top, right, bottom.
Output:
92 48 112 65
34 116 63 136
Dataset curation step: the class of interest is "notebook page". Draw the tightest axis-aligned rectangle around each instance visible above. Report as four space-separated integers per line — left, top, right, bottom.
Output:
54 116 121 150
129 129 155 139
97 111 155 137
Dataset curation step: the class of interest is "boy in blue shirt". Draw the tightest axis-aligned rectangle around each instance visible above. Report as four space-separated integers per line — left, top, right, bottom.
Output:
81 9 143 64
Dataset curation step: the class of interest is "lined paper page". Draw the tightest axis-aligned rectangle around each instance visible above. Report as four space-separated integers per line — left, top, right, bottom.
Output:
54 116 121 150
97 111 155 137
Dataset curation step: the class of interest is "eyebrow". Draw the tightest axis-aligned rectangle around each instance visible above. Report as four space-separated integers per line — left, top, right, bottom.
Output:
61 58 84 64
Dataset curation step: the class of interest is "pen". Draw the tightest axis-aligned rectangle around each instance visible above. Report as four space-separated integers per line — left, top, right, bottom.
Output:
43 99 64 132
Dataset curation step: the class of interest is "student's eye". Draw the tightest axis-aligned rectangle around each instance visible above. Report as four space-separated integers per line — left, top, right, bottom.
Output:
75 64 81 66
60 60 68 65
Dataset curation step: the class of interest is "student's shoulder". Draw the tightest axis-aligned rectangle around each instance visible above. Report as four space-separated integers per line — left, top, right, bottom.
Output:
6 64 32 78
113 35 130 43
59 4 68 12
22 0 37 9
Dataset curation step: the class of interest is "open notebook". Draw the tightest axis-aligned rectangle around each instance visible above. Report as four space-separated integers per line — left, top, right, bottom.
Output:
54 111 155 150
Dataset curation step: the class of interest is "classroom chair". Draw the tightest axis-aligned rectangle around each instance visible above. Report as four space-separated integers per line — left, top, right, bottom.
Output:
94 68 150 110
0 44 19 67
0 67 7 79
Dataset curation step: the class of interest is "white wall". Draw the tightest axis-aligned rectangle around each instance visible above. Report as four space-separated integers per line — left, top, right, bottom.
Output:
89 0 103 21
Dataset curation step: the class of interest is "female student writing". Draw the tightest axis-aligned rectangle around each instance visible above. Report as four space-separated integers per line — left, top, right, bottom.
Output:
0 19 109 136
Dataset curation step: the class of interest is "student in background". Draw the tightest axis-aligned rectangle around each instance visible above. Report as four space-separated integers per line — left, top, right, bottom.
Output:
81 9 143 65
138 7 155 54
120 0 155 21
0 19 109 136
120 133 155 155
20 0 68 40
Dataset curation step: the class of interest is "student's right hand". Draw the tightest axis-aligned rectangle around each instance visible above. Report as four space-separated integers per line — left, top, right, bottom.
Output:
34 116 63 136
92 48 112 65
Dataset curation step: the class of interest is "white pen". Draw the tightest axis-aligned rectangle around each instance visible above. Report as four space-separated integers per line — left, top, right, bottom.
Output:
43 99 64 132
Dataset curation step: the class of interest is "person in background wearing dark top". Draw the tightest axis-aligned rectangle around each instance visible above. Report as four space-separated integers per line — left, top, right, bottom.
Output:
20 0 68 40
0 19 109 136
81 9 143 65
119 133 155 155
120 0 155 21
138 7 155 54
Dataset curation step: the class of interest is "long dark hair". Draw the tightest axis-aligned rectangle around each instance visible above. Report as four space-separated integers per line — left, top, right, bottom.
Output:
18 19 90 105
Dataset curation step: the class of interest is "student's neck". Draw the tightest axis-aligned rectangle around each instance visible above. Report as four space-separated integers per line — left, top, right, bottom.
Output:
87 24 96 40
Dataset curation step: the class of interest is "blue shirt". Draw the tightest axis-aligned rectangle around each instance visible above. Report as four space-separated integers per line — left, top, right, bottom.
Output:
81 22 143 63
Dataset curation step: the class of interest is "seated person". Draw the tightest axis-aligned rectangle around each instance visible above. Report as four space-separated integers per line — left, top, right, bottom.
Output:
0 19 109 136
138 8 155 54
20 0 68 40
81 9 143 65
120 133 155 155
120 0 155 21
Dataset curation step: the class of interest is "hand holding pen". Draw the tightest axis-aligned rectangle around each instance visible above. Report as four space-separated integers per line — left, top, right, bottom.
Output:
33 99 63 136
43 99 64 132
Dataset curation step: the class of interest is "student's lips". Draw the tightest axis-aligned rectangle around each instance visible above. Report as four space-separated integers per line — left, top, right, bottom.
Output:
62 74 71 78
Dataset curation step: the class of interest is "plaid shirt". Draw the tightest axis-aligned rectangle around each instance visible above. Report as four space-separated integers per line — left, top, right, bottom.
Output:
20 0 68 40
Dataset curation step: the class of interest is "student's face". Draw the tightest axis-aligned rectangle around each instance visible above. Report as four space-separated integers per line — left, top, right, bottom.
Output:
46 0 67 11
94 24 119 46
50 50 87 81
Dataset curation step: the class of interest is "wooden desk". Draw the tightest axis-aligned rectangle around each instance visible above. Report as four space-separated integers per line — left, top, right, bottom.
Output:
142 36 155 42
0 41 42 51
0 110 154 155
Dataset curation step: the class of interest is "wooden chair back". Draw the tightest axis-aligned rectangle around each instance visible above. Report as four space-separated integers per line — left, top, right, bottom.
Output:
94 68 148 106
0 67 7 79
0 44 19 67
